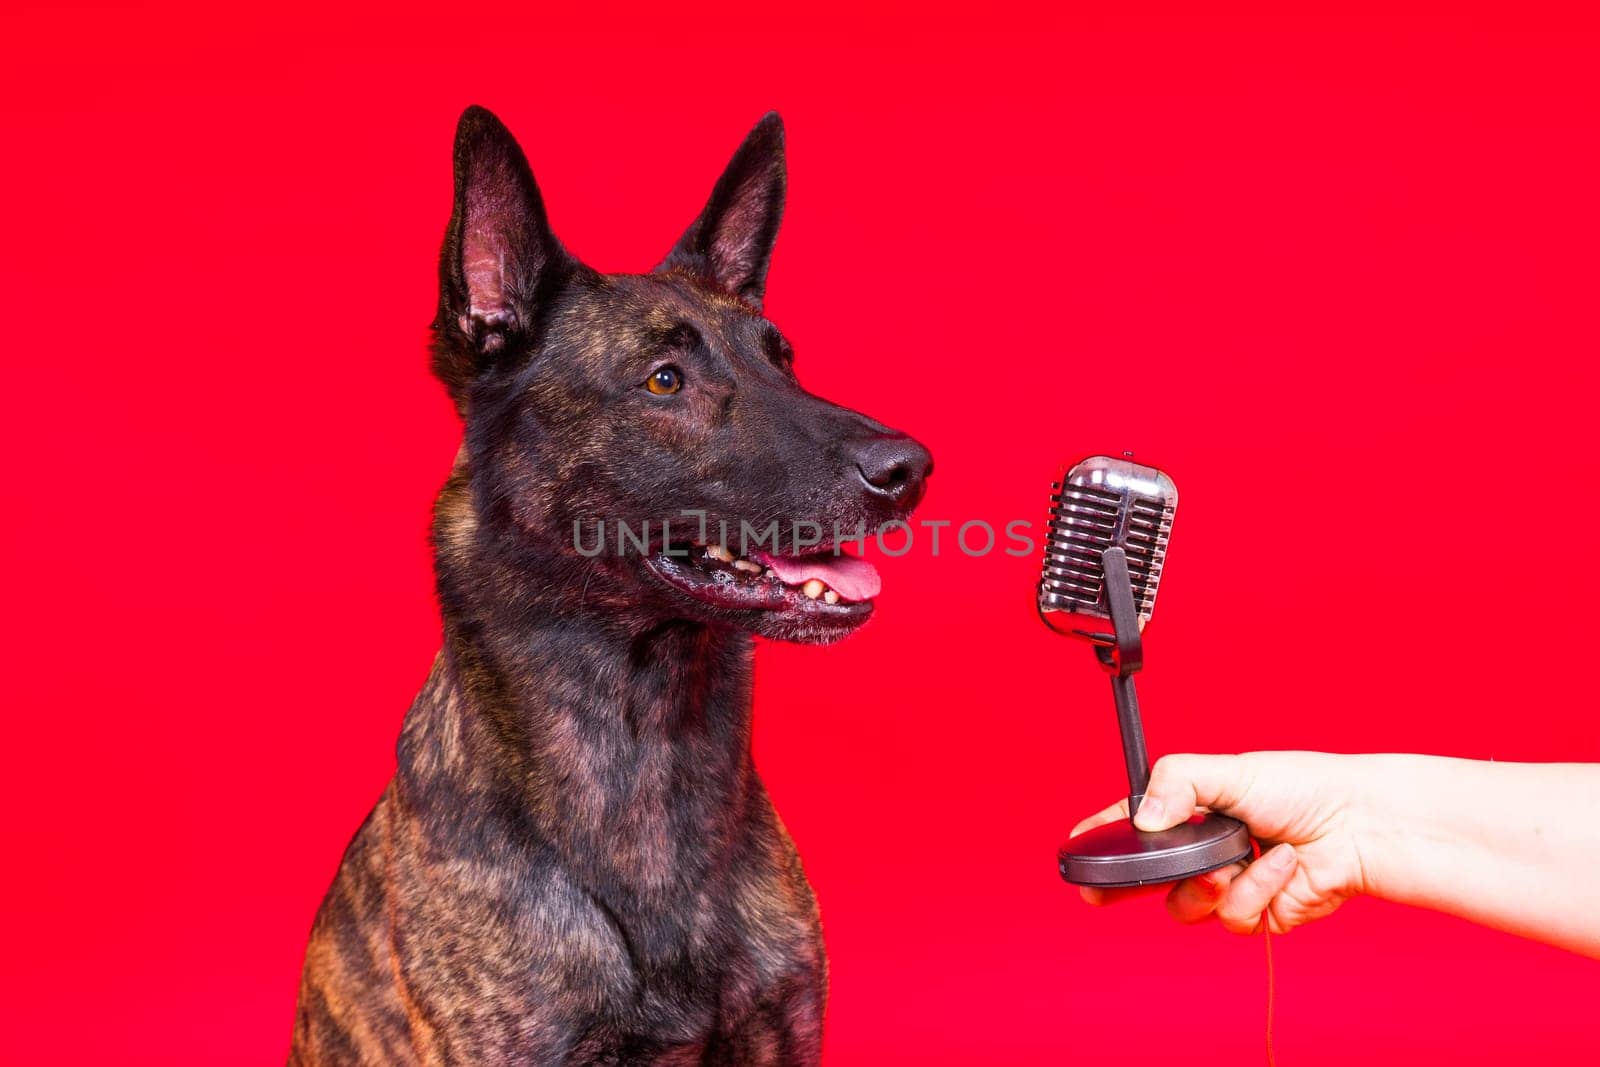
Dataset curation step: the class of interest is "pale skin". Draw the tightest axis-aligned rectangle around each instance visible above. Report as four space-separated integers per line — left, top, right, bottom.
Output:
1072 752 1600 959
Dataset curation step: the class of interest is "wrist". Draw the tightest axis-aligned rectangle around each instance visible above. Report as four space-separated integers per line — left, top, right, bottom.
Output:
1342 754 1408 901
1341 753 1475 908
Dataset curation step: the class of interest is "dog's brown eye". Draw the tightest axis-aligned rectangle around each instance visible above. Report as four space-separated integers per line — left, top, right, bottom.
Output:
646 366 683 395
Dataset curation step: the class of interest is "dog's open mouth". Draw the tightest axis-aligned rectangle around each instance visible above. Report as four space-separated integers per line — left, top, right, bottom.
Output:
642 540 878 630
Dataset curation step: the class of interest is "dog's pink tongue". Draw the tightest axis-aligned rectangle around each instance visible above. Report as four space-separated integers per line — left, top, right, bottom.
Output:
751 550 882 602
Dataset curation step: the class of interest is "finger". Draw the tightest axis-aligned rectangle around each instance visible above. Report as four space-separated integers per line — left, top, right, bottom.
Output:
1070 798 1131 838
1133 753 1254 832
1079 881 1169 907
1216 843 1297 935
1165 861 1247 924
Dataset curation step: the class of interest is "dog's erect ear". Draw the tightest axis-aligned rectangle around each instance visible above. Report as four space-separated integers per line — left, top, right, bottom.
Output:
656 112 786 309
433 106 574 402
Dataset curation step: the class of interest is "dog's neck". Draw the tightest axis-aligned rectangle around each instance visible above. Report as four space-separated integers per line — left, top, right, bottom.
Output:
397 466 761 899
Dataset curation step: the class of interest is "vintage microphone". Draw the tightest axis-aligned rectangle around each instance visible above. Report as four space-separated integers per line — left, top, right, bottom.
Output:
1040 455 1252 887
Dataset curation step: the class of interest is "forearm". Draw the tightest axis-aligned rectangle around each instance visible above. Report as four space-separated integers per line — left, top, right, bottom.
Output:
1350 755 1600 957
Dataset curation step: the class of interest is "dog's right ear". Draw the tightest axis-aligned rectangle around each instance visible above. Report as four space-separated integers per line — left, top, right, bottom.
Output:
432 106 575 406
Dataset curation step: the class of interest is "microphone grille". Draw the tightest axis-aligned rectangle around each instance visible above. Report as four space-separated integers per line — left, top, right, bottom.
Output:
1038 456 1177 625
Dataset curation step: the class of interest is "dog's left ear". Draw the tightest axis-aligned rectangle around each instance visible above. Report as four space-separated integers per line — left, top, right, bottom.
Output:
656 112 786 309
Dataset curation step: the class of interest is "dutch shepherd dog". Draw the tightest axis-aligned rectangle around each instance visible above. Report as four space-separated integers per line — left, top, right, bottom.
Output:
291 106 932 1064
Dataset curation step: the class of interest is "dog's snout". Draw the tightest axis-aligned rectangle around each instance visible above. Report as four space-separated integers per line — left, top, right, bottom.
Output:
853 434 933 509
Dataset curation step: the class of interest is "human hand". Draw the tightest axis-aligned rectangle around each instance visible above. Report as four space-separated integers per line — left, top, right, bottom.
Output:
1071 751 1374 935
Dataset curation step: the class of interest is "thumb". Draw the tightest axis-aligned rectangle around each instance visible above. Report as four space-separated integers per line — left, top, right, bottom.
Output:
1133 753 1253 832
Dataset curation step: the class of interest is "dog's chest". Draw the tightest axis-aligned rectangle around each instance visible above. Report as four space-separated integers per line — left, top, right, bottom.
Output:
391 796 804 1058
384 643 817 1056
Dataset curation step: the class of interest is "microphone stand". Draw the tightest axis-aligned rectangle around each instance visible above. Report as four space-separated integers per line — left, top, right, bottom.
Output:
1093 547 1151 820
1055 547 1252 887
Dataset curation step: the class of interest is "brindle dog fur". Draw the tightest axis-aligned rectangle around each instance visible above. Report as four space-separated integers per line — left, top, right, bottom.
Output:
290 107 932 1065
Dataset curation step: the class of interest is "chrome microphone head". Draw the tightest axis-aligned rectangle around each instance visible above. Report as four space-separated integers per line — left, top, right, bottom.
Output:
1038 455 1177 631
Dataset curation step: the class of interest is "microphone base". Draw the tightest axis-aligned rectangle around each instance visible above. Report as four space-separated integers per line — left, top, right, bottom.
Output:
1059 812 1252 888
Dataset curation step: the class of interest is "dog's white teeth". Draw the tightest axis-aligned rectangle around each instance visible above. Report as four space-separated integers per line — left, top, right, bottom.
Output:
732 559 763 575
824 590 840 605
704 543 733 563
802 579 826 600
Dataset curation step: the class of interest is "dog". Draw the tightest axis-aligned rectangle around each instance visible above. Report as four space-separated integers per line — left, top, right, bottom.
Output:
289 106 932 1065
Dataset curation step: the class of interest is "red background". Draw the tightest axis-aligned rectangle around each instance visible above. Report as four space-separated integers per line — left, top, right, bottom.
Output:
3 5 1598 1063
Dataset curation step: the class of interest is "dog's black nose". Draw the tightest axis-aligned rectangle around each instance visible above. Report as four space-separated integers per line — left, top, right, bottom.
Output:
854 434 933 509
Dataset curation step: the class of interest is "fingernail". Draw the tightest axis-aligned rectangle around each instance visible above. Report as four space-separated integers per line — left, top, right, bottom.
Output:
1269 844 1296 870
1134 796 1164 830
